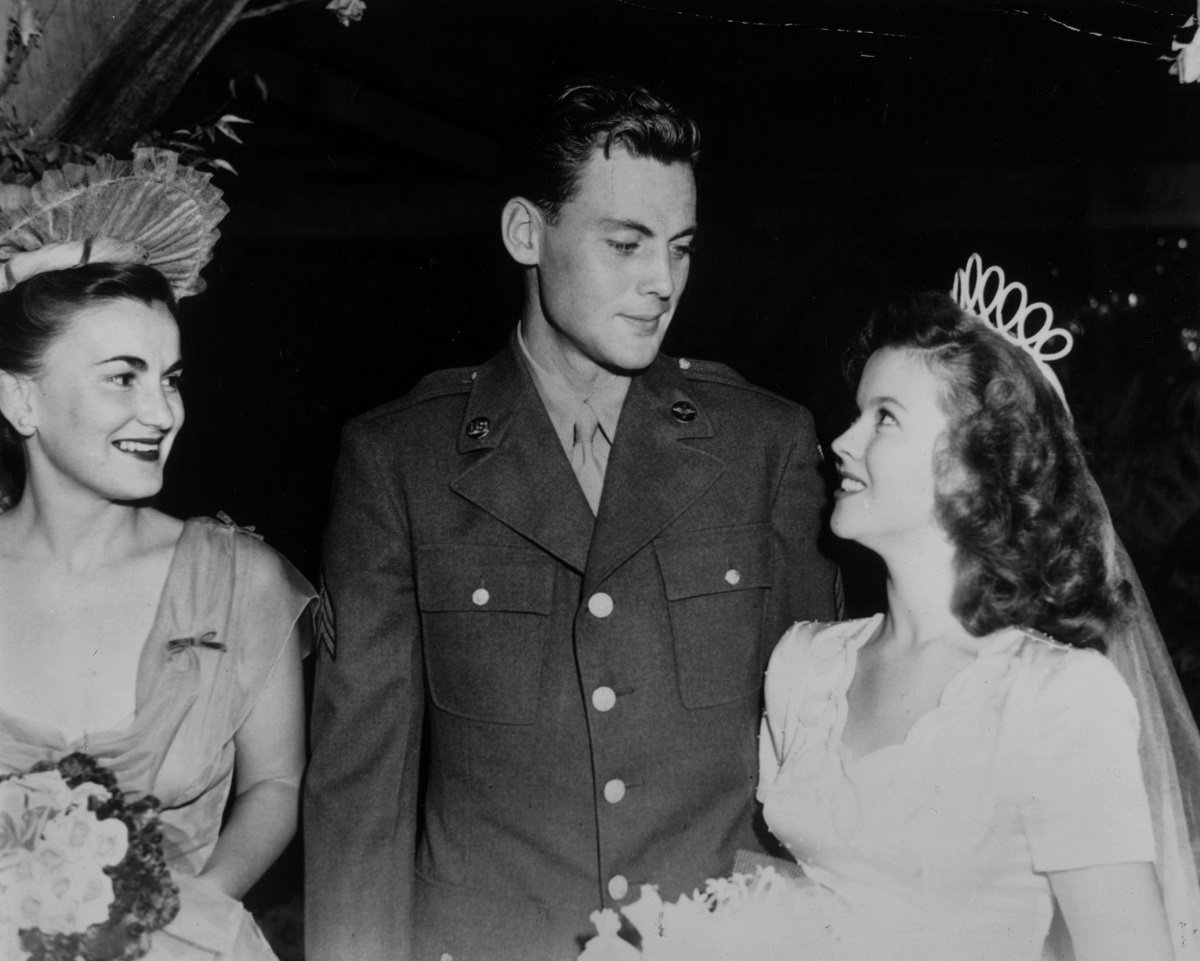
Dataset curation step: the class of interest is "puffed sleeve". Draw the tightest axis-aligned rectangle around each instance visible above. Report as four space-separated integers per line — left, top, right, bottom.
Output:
759 621 821 795
224 527 316 732
1018 650 1155 871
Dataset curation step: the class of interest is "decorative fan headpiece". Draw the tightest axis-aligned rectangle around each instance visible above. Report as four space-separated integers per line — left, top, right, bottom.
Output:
951 253 1074 408
0 148 227 299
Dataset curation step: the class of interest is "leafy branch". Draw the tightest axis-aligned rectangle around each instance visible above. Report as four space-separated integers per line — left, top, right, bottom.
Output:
241 0 366 27
135 74 268 176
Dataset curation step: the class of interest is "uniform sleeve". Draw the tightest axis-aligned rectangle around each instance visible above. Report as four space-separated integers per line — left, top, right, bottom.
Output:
1020 651 1156 872
767 410 840 650
304 423 423 961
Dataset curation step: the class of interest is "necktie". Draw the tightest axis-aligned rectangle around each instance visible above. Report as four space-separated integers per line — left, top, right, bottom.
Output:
570 399 605 514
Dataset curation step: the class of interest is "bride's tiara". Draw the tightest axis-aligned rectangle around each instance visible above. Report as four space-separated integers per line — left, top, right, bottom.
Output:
951 253 1074 407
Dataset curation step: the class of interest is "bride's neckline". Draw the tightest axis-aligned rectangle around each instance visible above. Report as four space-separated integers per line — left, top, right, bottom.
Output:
836 615 1018 765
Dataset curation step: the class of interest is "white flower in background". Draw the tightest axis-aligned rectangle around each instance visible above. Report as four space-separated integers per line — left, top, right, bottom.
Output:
1172 15 1200 82
326 0 366 27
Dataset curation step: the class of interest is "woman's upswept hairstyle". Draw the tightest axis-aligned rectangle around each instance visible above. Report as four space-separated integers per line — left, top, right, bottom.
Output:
844 290 1126 650
506 77 701 221
0 262 176 378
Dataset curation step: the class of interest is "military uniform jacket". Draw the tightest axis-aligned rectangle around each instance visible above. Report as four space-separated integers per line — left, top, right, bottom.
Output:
304 337 839 961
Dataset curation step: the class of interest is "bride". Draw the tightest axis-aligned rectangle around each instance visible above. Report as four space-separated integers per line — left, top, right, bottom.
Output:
584 261 1200 961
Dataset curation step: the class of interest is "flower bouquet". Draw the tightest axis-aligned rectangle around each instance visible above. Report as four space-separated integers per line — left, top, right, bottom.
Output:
578 865 849 961
0 753 179 961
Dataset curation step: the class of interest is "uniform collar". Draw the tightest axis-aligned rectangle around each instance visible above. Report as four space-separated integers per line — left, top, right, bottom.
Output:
451 337 724 579
515 324 630 450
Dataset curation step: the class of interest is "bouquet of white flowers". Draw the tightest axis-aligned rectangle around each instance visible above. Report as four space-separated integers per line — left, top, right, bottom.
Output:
578 865 850 961
0 753 178 961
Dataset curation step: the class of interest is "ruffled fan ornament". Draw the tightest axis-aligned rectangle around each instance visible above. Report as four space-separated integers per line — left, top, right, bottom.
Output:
0 148 227 299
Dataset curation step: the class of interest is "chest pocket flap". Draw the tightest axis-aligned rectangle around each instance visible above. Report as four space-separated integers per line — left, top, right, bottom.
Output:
653 524 774 708
416 544 556 723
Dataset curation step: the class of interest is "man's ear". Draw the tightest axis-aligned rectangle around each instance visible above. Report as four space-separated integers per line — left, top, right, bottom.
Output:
0 371 36 437
501 196 543 267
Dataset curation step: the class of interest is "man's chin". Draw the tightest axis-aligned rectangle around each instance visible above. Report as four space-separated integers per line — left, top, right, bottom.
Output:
601 349 660 376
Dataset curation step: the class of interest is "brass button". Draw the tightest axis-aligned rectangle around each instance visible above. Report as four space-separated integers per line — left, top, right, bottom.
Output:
604 779 626 804
588 592 614 618
592 686 617 712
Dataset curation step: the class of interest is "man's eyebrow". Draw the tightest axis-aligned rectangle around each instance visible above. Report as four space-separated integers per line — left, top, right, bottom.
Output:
601 219 698 242
601 218 654 236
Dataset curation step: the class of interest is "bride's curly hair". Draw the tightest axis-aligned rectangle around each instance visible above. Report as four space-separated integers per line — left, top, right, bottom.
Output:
844 290 1127 650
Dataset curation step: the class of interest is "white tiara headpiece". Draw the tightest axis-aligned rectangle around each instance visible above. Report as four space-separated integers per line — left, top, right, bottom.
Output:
951 252 1074 408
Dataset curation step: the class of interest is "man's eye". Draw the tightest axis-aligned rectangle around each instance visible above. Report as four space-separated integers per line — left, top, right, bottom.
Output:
607 240 639 254
109 373 135 387
671 243 695 260
164 373 183 391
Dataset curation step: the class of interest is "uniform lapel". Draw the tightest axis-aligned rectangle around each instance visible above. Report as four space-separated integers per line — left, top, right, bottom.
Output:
584 357 725 591
450 341 594 573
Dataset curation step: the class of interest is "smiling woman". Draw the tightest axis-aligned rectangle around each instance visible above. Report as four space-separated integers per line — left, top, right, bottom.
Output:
0 154 315 961
0 267 184 505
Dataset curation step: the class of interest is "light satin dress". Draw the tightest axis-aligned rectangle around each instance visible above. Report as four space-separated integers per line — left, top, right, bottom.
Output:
0 517 315 960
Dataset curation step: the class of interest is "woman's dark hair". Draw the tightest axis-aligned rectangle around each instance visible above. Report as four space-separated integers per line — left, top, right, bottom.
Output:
0 262 176 377
844 290 1125 650
0 262 176 457
506 77 701 221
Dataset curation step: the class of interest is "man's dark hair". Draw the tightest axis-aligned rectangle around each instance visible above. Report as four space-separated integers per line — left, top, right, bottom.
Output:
506 77 700 221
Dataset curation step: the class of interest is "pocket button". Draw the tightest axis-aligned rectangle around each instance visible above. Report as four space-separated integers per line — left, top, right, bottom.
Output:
592 686 617 712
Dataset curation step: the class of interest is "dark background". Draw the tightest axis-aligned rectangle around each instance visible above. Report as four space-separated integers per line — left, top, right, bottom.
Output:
141 2 1200 948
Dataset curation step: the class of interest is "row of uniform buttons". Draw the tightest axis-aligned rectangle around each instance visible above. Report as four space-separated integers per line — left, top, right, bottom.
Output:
589 590 617 714
587 589 629 902
473 578 738 610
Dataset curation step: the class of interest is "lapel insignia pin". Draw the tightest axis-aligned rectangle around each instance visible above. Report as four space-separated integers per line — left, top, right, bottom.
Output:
466 417 491 439
671 401 697 423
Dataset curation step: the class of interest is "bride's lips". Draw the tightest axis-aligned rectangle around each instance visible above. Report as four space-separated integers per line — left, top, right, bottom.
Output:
835 470 866 496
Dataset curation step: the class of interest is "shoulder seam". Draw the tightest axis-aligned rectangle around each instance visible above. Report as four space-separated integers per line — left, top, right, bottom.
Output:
676 360 803 409
351 367 477 424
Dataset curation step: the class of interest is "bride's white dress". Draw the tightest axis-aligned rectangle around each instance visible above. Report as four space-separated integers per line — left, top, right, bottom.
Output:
757 615 1155 961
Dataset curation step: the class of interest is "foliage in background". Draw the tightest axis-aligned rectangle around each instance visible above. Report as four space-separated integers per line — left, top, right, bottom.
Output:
0 0 363 189
1064 235 1200 712
135 75 266 176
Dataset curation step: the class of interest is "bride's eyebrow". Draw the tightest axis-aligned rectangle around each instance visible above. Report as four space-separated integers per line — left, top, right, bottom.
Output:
866 394 909 411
